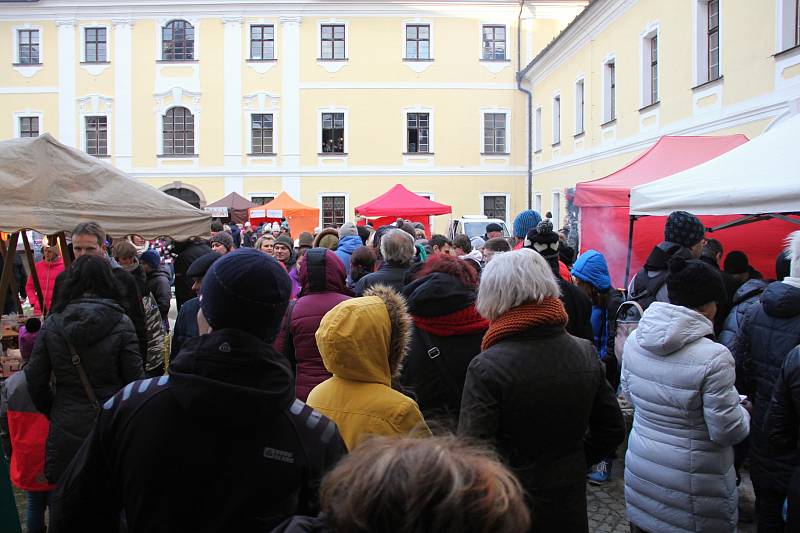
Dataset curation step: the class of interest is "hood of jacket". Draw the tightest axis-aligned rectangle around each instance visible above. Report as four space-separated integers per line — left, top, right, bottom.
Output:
58 297 127 345
38 256 64 273
571 250 611 291
732 278 768 306
336 235 361 256
299 248 350 296
168 328 294 420
148 264 172 281
402 272 476 317
643 241 693 271
314 228 340 250
635 302 713 356
761 281 800 319
315 285 411 386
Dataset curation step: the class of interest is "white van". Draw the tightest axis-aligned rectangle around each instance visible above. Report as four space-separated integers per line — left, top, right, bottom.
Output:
447 216 510 241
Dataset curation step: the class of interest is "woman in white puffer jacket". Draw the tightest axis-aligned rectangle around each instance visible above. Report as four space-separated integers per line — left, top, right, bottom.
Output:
622 256 751 533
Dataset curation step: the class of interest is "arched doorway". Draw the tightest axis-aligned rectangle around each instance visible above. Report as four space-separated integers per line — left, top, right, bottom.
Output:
162 187 201 208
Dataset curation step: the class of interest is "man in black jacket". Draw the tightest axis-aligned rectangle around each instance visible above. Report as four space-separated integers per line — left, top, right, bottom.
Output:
140 250 172 329
172 237 212 310
355 229 414 295
50 248 347 533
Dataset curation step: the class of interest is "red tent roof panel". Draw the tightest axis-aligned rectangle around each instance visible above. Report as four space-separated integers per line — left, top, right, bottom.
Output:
355 184 452 217
573 135 748 208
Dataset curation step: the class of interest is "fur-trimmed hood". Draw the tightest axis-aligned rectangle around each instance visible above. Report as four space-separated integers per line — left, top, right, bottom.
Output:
315 284 411 385
314 228 340 250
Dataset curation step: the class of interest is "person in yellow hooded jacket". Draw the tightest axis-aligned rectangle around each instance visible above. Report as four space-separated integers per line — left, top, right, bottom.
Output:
307 284 432 450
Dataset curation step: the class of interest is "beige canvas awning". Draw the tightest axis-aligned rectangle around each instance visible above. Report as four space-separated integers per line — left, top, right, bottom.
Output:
0 134 210 240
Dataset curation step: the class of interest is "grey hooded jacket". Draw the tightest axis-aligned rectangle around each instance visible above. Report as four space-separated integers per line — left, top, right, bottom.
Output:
621 302 750 533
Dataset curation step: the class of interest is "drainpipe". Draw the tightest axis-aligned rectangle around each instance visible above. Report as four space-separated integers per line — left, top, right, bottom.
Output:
516 0 533 210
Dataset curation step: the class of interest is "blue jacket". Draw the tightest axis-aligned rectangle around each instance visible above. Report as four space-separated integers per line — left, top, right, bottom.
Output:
334 235 362 278
718 278 768 350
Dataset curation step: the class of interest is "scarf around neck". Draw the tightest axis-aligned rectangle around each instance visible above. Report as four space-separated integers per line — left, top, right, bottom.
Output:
413 306 489 337
481 297 568 351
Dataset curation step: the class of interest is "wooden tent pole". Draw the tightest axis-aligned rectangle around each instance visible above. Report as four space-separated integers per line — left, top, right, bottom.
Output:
57 232 72 270
0 232 22 315
21 231 45 315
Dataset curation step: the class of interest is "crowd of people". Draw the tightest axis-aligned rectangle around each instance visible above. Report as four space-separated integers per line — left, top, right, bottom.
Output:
0 209 799 533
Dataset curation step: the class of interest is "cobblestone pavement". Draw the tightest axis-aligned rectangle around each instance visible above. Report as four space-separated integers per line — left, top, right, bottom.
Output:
586 460 758 533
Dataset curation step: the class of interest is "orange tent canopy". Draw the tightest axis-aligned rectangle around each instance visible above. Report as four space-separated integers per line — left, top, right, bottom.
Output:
248 192 320 236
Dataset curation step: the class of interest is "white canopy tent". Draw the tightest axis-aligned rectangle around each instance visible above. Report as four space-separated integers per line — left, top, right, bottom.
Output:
630 113 800 217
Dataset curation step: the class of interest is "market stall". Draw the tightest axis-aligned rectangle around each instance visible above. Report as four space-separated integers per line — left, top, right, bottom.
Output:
205 192 256 225
570 134 790 287
354 184 452 234
248 192 319 236
0 133 210 340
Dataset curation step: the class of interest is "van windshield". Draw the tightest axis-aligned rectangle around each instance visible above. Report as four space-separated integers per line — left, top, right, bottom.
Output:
463 222 509 238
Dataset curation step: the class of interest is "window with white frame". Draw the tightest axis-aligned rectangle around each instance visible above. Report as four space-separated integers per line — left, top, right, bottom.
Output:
534 107 542 151
321 112 345 153
321 196 346 227
483 113 506 154
483 195 507 221
162 106 195 155
320 24 345 59
85 116 108 156
574 80 584 135
481 25 506 60
19 116 39 137
551 191 561 227
641 31 659 106
405 24 430 59
251 114 274 155
552 95 561 145
695 1 721 84
534 193 542 213
84 27 107 63
603 59 616 123
250 25 275 60
778 0 800 51
162 20 194 61
407 113 429 153
17 29 40 64
250 195 274 205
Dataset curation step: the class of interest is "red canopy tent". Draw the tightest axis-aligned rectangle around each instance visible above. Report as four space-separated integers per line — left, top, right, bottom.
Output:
355 184 452 235
574 135 797 287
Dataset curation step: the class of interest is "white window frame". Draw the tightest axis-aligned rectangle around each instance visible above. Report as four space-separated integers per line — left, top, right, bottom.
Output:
248 192 278 205
693 0 722 85
402 105 434 154
80 24 111 63
551 93 561 146
480 192 511 226
480 107 511 155
534 106 542 151
776 0 800 52
317 193 350 228
154 89 201 158
415 191 436 231
317 107 349 155
156 17 200 62
81 113 112 157
403 20 434 60
13 110 43 138
247 22 277 61
640 23 659 107
602 55 617 123
534 192 542 214
574 77 585 135
551 190 562 228
479 23 510 62
317 19 348 60
247 112 277 156
12 24 43 77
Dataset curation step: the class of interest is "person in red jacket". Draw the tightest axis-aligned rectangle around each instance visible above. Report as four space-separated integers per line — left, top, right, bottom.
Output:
1 367 55 533
25 242 65 316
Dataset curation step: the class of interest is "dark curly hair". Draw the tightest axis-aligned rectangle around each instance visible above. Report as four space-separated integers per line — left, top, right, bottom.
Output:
418 254 478 288
51 255 122 313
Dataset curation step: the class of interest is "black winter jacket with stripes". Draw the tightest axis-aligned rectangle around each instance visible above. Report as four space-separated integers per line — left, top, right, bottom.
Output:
50 328 347 533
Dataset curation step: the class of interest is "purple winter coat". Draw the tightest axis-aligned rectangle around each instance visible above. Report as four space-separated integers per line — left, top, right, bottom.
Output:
275 249 352 401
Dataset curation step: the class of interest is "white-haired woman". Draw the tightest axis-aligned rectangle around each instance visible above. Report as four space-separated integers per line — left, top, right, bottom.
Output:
458 248 625 533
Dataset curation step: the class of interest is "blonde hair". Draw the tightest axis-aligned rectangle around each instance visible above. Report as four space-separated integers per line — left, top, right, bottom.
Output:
477 248 560 320
320 436 530 533
254 235 275 250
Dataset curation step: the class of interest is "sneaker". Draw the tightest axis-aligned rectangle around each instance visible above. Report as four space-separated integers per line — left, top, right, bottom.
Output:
587 460 611 485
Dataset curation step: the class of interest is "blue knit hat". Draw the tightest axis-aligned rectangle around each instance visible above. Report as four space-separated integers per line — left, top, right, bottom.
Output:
201 248 291 341
571 250 612 292
140 250 161 270
513 210 543 239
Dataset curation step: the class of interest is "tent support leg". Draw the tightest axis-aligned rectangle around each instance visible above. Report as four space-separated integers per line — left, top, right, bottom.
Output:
21 231 45 315
0 232 21 315
57 232 71 270
624 216 637 289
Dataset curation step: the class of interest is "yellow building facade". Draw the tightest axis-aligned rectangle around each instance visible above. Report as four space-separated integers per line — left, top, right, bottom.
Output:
0 0 587 232
521 0 800 226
